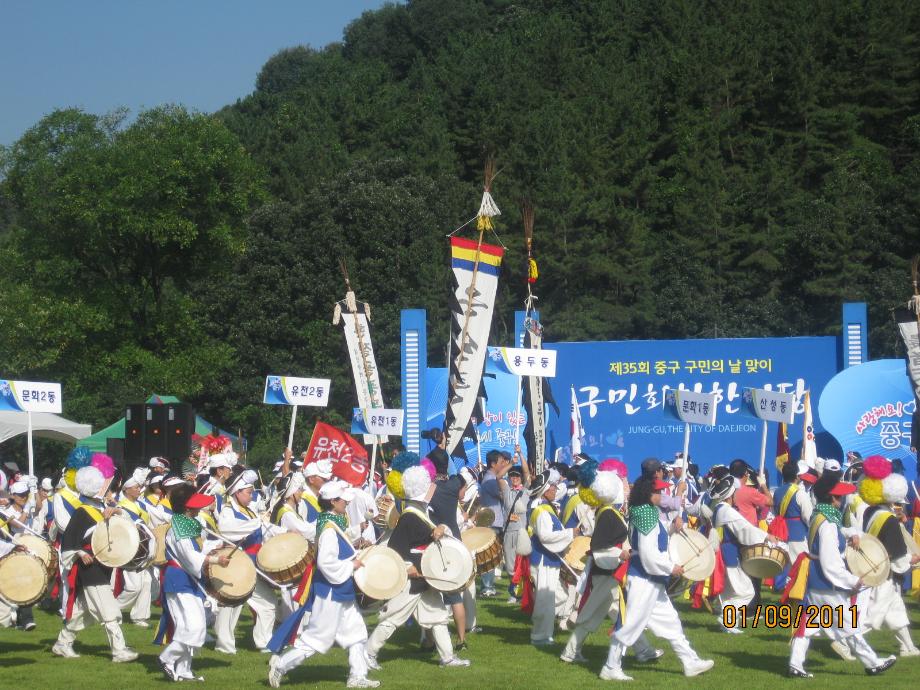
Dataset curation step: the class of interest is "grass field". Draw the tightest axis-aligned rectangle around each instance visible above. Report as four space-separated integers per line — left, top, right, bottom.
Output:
2 578 919 689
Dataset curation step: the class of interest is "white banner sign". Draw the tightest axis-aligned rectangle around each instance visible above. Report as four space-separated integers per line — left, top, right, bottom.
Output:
0 379 62 413
742 387 796 424
664 388 718 426
354 408 404 436
263 375 331 407
488 346 557 377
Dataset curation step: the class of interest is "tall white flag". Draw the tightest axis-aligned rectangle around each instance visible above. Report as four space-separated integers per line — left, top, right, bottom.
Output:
800 390 818 467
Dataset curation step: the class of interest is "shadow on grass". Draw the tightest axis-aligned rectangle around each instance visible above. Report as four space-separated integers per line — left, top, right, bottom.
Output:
0 657 37 667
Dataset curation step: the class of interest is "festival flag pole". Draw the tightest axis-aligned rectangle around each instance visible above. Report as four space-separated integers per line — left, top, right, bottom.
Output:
444 159 504 459
334 260 386 483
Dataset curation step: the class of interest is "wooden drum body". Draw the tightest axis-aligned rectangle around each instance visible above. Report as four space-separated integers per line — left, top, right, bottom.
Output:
373 494 399 531
461 526 502 575
740 542 788 579
257 532 313 586
561 535 591 587
152 524 170 566
205 546 257 606
0 551 49 606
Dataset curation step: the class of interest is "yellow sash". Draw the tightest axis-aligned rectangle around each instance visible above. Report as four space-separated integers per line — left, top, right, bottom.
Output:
273 503 295 526
59 487 83 513
562 494 583 526
118 497 150 525
778 484 798 517
527 502 558 537
911 519 920 595
81 503 104 523
404 504 436 529
844 495 864 528
302 490 320 514
867 509 894 538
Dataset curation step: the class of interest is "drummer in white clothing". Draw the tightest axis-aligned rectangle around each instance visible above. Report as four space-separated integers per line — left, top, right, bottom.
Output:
709 475 780 633
158 484 228 682
214 469 277 654
269 481 378 689
527 470 577 646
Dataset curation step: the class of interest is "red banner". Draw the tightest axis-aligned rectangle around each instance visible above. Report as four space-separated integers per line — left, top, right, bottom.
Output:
304 421 368 466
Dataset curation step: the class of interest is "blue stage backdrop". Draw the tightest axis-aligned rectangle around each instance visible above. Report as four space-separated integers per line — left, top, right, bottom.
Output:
818 358 917 477
540 337 839 475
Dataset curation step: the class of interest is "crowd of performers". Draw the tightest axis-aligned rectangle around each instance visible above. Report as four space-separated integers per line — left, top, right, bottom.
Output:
1 438 919 684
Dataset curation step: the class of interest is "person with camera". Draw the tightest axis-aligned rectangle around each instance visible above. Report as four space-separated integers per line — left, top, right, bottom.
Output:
479 450 513 596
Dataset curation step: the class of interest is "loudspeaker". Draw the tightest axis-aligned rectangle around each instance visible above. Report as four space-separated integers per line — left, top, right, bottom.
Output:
144 404 168 460
106 437 125 465
166 403 195 464
124 404 145 466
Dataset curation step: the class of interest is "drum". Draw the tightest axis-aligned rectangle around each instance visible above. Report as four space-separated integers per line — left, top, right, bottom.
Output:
354 545 407 603
0 551 49 605
152 523 170 566
373 494 399 531
420 536 475 593
846 533 890 587
666 575 692 599
461 526 502 575
204 546 257 606
669 529 716 582
561 535 591 587
257 532 313 586
92 515 143 569
12 533 59 576
740 542 789 579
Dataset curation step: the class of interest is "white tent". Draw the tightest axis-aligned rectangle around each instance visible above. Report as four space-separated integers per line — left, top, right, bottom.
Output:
0 411 92 444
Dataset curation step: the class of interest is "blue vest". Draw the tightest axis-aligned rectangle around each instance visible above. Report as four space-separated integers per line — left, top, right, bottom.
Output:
807 518 847 592
163 538 204 599
714 503 741 567
773 484 807 541
627 521 670 586
231 506 263 553
311 527 356 602
529 506 563 567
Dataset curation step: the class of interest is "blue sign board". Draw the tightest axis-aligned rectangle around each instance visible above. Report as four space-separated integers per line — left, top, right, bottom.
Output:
540 336 839 475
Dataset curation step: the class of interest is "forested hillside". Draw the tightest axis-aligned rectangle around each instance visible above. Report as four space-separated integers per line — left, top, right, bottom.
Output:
2 0 919 468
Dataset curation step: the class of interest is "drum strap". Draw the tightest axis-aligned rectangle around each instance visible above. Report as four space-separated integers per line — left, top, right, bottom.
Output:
527 503 558 536
59 488 82 516
562 494 583 527
81 504 104 524
806 513 826 552
118 498 149 525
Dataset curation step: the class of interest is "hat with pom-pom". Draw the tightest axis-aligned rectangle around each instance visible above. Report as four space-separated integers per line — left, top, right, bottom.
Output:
90 453 116 479
402 465 432 501
66 446 93 470
859 456 893 505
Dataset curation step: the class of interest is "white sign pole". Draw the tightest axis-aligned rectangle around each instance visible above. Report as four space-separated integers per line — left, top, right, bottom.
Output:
27 411 34 477
287 405 298 451
682 421 690 469
759 420 769 476
514 381 523 445
369 438 379 495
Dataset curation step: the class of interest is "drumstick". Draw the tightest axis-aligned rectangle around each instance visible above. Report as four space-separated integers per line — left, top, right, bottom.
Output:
200 526 284 589
677 529 704 557
3 514 45 540
855 547 882 573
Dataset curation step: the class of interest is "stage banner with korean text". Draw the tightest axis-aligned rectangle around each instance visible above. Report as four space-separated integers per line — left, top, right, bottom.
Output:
817 358 917 477
540 337 839 474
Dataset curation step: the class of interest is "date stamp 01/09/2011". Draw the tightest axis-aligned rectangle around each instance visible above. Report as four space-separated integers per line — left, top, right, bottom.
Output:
722 605 858 630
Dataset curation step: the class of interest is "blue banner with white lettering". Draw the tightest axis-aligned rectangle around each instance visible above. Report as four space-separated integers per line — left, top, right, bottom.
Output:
540 336 839 474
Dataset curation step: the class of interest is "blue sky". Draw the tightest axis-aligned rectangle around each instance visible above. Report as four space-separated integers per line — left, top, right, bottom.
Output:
0 1 390 146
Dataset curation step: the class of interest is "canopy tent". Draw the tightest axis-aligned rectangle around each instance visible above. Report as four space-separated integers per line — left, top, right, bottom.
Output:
0 411 92 444
77 394 243 453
